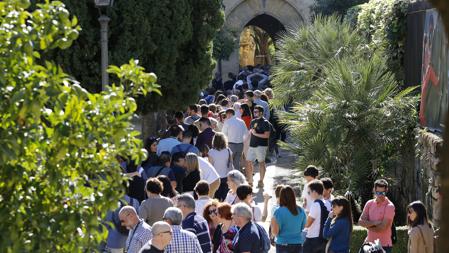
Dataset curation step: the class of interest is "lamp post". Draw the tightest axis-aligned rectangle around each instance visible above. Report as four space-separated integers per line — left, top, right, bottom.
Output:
94 0 114 91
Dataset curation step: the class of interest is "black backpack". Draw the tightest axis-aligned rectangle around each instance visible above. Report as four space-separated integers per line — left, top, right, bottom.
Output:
111 198 134 235
315 199 329 241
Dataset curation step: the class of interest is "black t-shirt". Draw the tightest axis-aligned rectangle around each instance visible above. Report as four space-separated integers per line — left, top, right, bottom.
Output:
249 117 271 147
182 169 201 193
140 244 164 253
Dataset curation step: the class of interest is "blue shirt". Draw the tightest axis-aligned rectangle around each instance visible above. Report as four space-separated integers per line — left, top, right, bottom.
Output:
171 143 200 155
323 217 351 253
273 206 306 244
233 222 261 253
157 137 181 156
182 212 212 253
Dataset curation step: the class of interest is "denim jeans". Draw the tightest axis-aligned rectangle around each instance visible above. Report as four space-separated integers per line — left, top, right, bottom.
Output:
303 237 326 253
276 244 303 253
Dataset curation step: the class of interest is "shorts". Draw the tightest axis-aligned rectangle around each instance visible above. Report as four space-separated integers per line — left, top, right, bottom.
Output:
246 146 268 162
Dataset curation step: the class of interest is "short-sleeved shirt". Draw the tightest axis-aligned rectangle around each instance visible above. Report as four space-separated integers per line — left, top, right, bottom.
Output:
171 143 200 156
362 198 395 247
198 156 220 184
157 138 181 156
306 200 324 238
233 222 261 253
301 182 314 213
273 206 307 244
182 212 212 253
249 117 271 147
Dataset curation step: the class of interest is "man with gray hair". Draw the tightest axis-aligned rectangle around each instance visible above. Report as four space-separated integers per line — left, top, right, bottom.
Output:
139 221 172 253
176 194 212 253
231 203 262 253
119 206 152 253
163 207 202 253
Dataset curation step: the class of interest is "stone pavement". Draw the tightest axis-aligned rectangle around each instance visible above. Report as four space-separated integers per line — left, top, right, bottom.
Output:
250 149 304 252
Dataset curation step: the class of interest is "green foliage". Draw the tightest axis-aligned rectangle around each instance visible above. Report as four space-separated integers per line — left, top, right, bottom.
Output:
271 15 368 106
274 17 418 204
213 26 238 61
312 0 368 17
355 0 411 84
44 0 223 112
351 226 408 253
0 1 160 252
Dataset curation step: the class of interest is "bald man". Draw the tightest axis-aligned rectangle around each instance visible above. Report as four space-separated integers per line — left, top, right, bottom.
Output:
119 206 152 253
139 221 173 253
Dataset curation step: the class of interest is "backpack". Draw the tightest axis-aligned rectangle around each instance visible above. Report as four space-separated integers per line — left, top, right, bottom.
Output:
111 198 134 235
315 199 329 241
255 223 271 253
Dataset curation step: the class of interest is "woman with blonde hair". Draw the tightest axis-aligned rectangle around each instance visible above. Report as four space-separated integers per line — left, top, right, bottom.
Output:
181 153 201 194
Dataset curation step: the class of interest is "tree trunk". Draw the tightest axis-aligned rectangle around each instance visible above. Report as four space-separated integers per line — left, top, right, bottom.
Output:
427 1 449 252
141 111 168 141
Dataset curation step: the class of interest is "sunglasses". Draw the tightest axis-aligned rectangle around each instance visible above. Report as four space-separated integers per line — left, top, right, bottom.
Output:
208 209 218 215
375 191 386 196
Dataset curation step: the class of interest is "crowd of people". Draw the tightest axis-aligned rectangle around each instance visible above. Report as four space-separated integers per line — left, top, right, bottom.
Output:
100 66 436 253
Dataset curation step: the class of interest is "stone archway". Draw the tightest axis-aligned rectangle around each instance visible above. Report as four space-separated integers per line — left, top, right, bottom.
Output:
220 0 313 78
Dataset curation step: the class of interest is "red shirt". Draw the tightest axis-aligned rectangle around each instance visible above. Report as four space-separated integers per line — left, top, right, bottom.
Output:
362 198 395 247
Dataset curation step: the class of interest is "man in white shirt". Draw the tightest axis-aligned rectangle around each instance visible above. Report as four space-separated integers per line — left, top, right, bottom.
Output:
321 177 334 211
304 180 328 253
253 90 270 119
222 108 248 170
197 155 220 197
301 165 319 213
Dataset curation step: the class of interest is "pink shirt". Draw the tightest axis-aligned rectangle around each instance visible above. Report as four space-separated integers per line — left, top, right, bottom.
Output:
362 198 395 247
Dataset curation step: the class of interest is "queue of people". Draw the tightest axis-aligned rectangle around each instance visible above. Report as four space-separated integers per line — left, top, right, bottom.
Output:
100 68 436 253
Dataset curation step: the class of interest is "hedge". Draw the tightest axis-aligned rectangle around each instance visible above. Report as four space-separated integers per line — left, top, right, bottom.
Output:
351 226 408 253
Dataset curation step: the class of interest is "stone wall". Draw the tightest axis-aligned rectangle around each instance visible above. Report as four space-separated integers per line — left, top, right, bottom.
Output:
220 0 314 80
417 129 443 227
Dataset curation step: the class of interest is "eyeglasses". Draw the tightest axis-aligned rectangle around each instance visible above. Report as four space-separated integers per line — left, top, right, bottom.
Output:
254 110 260 114
375 191 386 196
160 230 172 235
208 209 218 215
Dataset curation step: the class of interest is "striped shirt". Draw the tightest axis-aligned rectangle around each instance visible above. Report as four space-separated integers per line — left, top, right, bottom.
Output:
182 212 212 253
125 219 152 253
165 225 202 253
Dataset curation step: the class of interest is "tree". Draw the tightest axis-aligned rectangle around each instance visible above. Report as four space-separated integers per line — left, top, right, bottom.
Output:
312 0 368 17
273 16 417 208
271 15 367 106
43 0 223 112
213 26 238 75
0 1 160 251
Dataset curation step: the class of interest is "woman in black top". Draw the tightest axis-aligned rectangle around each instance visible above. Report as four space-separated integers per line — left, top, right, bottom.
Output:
182 153 201 193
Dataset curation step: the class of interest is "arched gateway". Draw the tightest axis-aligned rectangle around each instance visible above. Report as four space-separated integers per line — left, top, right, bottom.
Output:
221 0 313 77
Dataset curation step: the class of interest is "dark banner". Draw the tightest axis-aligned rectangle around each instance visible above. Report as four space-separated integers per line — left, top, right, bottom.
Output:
420 9 449 132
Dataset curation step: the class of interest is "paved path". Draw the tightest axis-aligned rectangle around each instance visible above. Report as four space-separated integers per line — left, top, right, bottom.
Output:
250 149 303 252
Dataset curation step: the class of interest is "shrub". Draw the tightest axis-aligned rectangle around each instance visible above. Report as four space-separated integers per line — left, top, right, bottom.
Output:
0 1 160 251
351 226 408 253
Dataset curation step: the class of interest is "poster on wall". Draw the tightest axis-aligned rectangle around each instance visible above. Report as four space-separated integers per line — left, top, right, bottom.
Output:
420 9 449 132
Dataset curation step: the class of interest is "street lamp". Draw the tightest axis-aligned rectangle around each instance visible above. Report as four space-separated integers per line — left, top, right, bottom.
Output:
94 0 114 91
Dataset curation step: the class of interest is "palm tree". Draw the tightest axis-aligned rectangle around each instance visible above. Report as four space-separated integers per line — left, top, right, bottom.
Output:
274 15 417 205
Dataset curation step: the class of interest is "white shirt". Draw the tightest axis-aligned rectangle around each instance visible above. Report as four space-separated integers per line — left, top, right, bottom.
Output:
208 148 233 178
323 195 334 212
306 200 323 238
251 204 262 222
302 182 314 213
198 156 220 184
222 116 248 144
195 196 211 217
224 192 239 205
